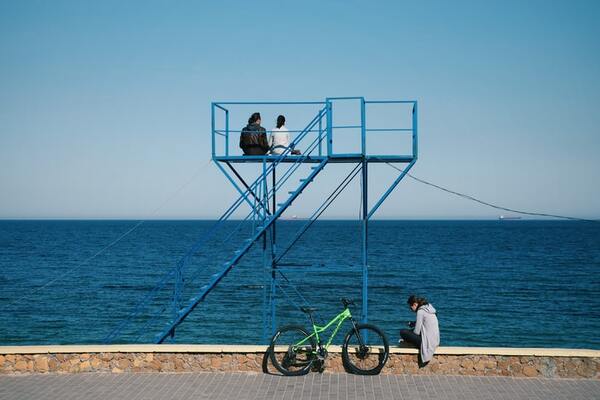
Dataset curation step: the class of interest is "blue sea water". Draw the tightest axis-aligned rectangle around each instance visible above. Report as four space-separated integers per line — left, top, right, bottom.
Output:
0 220 599 349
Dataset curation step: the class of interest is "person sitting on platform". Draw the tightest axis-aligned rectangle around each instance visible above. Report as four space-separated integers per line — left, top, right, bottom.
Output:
270 115 301 155
240 112 270 155
399 294 440 367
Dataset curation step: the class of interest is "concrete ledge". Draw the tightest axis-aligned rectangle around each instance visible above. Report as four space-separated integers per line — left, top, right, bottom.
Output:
1 345 598 379
1 344 598 358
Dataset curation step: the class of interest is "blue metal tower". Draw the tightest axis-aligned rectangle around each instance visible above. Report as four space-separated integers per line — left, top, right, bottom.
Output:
104 97 417 344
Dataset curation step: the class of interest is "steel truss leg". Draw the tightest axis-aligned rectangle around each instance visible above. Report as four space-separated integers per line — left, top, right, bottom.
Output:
361 159 368 324
270 166 277 339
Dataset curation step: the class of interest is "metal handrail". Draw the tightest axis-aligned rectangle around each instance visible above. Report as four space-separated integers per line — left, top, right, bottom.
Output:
212 98 418 160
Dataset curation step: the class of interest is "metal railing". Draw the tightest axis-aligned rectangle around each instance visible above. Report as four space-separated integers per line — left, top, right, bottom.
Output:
212 98 418 160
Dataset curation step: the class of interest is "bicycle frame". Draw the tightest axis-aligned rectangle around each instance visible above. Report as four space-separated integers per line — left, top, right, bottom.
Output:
295 308 354 351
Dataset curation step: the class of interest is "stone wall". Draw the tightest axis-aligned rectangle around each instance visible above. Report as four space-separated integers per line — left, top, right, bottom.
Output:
1 350 598 379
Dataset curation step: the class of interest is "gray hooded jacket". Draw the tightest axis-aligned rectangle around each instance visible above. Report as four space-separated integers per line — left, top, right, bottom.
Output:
413 304 440 362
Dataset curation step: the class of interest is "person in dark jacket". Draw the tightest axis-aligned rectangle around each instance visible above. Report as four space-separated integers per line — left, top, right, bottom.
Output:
240 112 270 155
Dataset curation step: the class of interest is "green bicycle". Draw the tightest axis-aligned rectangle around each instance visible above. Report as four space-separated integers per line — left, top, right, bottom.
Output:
268 298 389 376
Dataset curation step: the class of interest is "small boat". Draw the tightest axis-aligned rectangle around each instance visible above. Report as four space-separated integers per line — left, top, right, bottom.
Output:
499 215 522 220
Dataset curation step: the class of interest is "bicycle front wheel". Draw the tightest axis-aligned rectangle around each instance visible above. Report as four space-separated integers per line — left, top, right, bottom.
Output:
342 323 389 375
269 325 316 376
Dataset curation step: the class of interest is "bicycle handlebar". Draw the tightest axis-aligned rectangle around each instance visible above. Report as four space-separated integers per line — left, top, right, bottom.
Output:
341 298 355 308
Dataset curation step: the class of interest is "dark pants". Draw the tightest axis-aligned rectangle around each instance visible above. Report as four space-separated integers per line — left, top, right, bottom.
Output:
242 146 268 155
400 329 421 347
400 329 429 368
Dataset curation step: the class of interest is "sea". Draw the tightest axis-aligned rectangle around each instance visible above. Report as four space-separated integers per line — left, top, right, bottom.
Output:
1 220 599 349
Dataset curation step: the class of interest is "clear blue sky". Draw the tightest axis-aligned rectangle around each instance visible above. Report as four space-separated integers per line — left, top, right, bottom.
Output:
1 0 599 219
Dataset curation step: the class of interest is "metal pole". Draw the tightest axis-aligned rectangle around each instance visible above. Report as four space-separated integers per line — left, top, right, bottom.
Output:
211 103 216 158
327 101 333 156
318 116 322 156
225 109 230 156
361 98 366 155
270 166 277 337
412 102 418 160
262 158 269 341
361 159 368 323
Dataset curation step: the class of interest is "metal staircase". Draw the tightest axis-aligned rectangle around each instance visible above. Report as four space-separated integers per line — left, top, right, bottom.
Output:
104 97 418 344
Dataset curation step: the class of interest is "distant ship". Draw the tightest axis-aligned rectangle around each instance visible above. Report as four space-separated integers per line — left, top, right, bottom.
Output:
281 215 306 220
499 215 522 220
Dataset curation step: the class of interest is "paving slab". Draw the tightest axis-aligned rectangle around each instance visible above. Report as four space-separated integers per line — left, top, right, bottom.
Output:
0 372 598 400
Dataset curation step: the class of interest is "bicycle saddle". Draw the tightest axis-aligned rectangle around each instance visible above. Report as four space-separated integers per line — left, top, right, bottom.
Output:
300 307 318 314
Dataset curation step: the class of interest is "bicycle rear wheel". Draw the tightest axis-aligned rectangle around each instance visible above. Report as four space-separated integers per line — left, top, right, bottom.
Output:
342 323 389 375
269 325 316 376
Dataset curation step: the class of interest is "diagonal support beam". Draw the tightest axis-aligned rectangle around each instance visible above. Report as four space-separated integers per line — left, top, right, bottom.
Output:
213 160 261 212
225 162 271 216
367 158 417 220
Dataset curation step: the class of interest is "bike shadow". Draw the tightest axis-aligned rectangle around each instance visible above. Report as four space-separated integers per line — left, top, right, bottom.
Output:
261 349 362 376
261 349 282 376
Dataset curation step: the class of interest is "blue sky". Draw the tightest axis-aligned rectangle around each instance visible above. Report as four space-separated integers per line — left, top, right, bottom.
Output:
1 0 599 219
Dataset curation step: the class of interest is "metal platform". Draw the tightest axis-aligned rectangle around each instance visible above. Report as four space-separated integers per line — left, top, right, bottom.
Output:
213 155 415 163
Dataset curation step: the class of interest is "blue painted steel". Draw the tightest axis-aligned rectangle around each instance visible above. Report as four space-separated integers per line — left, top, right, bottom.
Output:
210 98 419 340
157 108 330 342
213 103 229 111
413 102 418 160
361 98 366 155
225 109 229 156
108 97 420 344
273 163 362 264
361 161 368 323
269 167 277 338
154 158 329 343
331 125 363 129
318 118 322 156
364 100 417 104
367 159 417 219
215 129 322 133
326 96 364 100
365 128 413 132
326 101 333 156
213 161 261 212
215 101 326 105
211 103 215 158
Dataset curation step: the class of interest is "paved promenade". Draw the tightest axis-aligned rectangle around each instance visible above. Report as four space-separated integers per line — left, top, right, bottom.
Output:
1 372 598 400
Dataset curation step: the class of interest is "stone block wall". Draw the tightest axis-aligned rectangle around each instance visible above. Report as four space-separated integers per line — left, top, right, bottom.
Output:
1 351 598 379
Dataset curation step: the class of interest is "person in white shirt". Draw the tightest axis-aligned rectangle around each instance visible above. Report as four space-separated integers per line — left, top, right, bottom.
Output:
270 115 300 155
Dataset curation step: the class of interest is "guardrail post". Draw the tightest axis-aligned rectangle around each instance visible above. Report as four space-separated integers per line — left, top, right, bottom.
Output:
211 103 216 158
412 101 418 159
361 161 368 324
327 101 333 156
225 109 230 156
361 97 366 156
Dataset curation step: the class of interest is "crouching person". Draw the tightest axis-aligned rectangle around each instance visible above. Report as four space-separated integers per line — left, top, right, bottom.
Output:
400 294 440 367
